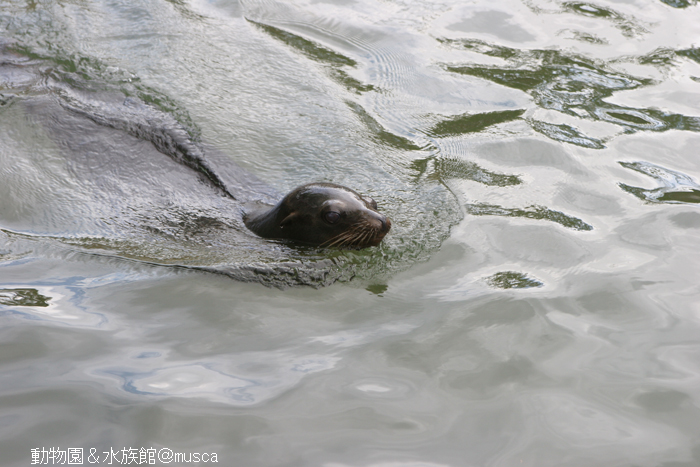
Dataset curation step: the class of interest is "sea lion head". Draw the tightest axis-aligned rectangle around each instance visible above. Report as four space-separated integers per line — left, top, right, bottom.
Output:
244 183 391 248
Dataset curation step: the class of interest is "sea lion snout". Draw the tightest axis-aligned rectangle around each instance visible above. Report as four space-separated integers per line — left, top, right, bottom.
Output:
359 209 391 247
380 215 391 233
367 210 391 233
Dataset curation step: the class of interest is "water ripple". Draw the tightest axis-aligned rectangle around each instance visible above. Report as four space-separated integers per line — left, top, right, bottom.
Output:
619 161 700 204
441 39 700 146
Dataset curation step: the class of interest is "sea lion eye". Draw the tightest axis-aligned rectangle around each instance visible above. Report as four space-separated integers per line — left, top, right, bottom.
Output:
365 197 378 210
323 211 341 224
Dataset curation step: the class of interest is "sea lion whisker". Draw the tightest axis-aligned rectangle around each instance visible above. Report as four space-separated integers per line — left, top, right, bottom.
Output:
322 228 355 245
360 230 372 245
343 229 367 247
327 233 354 248
352 226 372 244
328 237 348 248
322 231 353 247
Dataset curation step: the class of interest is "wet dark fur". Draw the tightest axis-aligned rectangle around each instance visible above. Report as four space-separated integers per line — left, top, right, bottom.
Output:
244 183 391 248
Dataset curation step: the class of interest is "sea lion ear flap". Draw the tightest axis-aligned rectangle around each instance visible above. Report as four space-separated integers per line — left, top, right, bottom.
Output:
279 211 300 228
365 196 378 210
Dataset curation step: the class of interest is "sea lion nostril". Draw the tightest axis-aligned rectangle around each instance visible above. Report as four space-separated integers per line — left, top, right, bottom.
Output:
382 217 391 231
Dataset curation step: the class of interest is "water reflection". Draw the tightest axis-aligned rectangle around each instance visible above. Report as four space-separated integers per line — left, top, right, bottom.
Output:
99 354 341 405
485 272 543 289
562 2 648 37
411 157 522 186
249 20 375 95
0 288 50 307
427 109 525 137
678 47 700 65
659 0 697 8
466 204 593 231
0 281 107 328
440 39 700 147
619 161 700 204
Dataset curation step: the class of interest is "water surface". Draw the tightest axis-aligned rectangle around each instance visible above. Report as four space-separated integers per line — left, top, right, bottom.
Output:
2 0 700 466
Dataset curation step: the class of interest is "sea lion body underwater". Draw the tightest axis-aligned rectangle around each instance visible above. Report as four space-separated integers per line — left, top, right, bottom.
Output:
244 182 391 248
0 43 391 251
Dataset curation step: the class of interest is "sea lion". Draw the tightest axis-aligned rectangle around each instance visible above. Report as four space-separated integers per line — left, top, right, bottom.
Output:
244 183 391 248
0 43 391 257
